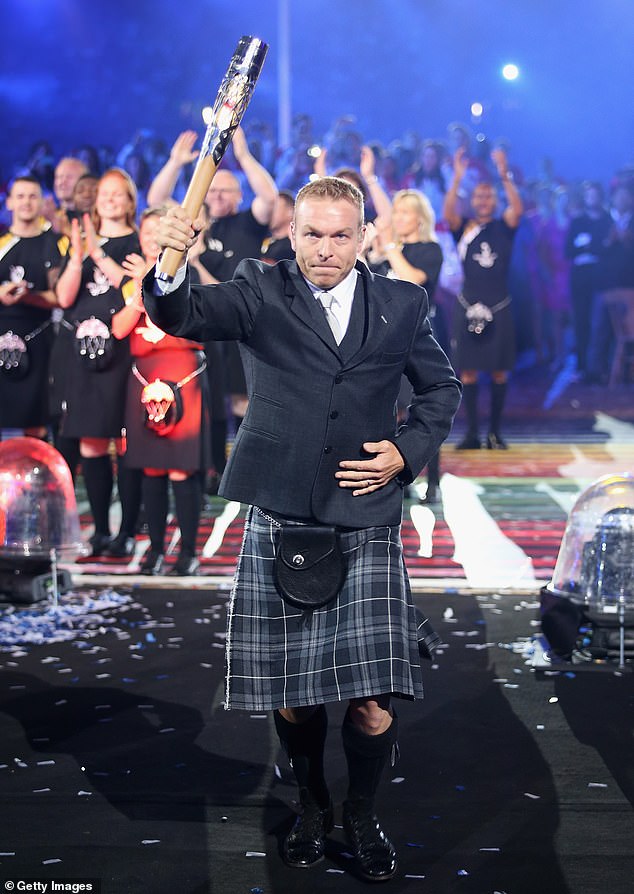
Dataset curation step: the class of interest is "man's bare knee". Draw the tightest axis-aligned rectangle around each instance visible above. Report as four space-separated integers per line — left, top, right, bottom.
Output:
348 696 392 735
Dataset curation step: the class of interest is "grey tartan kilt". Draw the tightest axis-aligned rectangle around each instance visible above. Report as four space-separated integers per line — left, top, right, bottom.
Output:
224 507 425 711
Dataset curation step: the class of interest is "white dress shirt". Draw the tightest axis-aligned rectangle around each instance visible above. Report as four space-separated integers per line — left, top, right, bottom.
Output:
304 267 358 342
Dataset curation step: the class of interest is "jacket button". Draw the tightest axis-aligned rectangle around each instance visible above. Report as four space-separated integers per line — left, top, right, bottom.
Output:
334 374 343 383
323 446 332 454
330 411 339 419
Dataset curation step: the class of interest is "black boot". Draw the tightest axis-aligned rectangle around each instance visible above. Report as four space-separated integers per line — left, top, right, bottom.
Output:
274 707 333 868
54 433 81 484
456 382 480 449
80 454 113 555
106 455 143 557
140 474 168 574
168 474 202 575
342 711 399 882
488 381 508 449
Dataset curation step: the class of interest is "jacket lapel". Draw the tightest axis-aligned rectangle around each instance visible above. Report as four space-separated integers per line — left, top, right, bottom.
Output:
283 262 342 357
342 262 393 369
281 261 393 364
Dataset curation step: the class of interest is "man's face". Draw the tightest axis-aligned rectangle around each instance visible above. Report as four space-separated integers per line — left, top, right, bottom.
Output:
54 159 86 205
421 145 439 172
205 171 242 219
584 186 602 211
7 180 43 225
471 184 497 221
291 197 365 289
72 177 98 213
270 196 294 235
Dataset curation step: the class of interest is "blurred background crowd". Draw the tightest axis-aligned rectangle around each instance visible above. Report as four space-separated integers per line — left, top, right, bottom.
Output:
3 112 633 371
1 109 633 572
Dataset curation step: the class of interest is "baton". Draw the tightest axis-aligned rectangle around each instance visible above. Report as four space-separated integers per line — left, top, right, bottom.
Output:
156 35 269 282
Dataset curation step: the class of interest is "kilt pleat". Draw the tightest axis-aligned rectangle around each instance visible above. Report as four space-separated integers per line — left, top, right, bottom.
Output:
224 507 425 711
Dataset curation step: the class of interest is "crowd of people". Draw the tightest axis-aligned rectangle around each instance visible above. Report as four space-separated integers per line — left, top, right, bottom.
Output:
2 112 633 883
1 114 633 572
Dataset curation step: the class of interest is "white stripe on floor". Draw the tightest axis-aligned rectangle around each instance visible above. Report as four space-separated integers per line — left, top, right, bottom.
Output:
557 414 634 484
440 473 538 588
202 501 242 558
409 504 436 557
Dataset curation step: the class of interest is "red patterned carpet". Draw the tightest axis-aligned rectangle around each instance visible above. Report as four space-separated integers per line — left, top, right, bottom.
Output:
70 367 634 591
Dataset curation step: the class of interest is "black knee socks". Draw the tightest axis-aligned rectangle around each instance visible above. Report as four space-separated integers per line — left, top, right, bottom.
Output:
462 382 479 438
342 710 399 809
274 706 330 809
81 454 113 538
54 434 81 484
489 381 507 436
211 419 227 475
426 450 440 488
115 456 143 538
172 474 202 558
142 474 168 554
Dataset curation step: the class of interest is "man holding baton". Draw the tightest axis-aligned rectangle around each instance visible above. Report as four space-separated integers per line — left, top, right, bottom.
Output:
144 176 461 882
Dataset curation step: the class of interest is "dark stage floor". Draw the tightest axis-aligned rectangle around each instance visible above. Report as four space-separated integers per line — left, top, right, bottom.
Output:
1 586 633 894
1 363 634 892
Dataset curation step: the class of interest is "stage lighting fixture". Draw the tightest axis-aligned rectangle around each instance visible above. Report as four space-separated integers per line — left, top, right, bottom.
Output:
541 473 634 668
0 437 85 604
501 63 520 81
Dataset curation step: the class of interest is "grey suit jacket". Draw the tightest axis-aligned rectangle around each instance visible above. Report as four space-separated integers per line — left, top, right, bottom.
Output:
143 259 461 527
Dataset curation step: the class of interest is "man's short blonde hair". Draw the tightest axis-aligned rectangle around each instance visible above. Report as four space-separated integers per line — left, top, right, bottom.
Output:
295 176 364 228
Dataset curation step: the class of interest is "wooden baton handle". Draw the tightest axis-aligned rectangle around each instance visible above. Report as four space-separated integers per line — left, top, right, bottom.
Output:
156 155 217 280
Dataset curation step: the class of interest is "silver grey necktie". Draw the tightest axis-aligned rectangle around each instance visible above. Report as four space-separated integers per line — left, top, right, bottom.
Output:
318 291 343 344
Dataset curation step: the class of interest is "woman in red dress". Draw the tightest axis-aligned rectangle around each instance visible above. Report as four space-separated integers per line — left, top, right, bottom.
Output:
116 206 209 575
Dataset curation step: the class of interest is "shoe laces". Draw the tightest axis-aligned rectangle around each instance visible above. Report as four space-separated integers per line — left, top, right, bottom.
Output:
292 801 331 840
345 806 391 855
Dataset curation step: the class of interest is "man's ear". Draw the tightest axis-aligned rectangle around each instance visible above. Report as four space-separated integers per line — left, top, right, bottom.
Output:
289 219 296 249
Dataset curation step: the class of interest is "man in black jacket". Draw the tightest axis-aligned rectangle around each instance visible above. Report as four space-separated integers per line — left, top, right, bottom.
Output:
144 177 461 882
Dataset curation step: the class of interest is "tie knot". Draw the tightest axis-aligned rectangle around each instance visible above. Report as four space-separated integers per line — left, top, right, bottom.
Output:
319 291 335 310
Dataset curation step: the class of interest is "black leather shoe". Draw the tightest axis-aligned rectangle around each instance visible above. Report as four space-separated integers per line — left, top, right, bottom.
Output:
343 800 397 882
421 482 439 504
104 533 135 558
140 550 164 575
88 533 112 558
283 799 334 868
455 434 481 450
486 432 508 450
167 554 200 576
